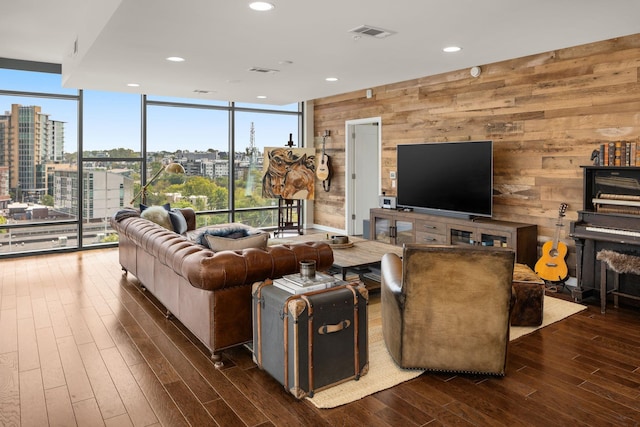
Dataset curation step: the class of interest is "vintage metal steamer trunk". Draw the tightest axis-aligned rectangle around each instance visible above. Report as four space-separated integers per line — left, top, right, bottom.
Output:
252 280 368 399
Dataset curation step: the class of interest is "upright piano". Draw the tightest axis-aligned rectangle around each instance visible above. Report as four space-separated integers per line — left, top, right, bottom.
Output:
570 166 640 302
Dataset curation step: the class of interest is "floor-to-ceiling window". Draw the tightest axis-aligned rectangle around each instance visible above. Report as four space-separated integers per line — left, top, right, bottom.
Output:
233 103 301 227
0 63 80 255
81 90 142 246
144 97 302 229
145 97 231 227
0 60 303 257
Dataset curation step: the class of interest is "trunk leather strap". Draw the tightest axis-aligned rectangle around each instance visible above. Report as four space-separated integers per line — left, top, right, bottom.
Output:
318 320 351 334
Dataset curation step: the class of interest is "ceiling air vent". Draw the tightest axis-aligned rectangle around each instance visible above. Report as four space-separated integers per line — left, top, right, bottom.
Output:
348 25 396 39
248 66 279 74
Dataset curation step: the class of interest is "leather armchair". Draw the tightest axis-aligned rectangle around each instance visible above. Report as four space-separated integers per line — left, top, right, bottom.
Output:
381 244 515 376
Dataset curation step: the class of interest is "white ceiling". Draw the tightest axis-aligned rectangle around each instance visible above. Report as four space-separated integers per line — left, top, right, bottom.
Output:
2 0 640 105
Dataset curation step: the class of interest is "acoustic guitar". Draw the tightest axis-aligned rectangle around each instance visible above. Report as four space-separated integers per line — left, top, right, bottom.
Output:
535 203 569 282
316 132 331 182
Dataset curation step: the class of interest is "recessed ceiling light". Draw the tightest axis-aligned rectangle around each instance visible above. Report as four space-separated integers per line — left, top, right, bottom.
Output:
325 77 339 82
249 2 275 11
166 56 185 62
257 95 267 99
127 83 140 87
442 46 462 53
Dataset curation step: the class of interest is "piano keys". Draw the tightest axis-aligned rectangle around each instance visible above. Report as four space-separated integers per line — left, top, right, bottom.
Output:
584 226 640 240
572 211 640 243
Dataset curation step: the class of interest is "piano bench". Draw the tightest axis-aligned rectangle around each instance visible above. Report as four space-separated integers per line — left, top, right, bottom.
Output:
597 250 640 313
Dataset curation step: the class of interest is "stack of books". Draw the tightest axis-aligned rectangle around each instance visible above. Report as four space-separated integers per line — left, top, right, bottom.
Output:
597 141 640 166
273 272 341 294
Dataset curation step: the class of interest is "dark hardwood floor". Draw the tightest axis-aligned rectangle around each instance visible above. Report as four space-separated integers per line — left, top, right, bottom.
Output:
1 248 640 426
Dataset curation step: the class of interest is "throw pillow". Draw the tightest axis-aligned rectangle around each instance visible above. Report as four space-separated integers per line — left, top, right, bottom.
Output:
114 208 140 222
168 209 188 234
140 205 173 230
140 202 170 212
140 203 187 234
195 226 251 246
204 232 268 252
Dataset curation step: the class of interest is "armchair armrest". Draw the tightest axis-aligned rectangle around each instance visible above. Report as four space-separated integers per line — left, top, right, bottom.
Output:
381 252 403 298
381 252 404 364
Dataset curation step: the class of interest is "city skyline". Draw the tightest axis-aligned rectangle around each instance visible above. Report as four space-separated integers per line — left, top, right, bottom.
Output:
0 67 300 256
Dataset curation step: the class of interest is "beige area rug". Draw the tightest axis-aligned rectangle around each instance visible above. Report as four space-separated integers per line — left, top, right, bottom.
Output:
306 295 586 409
509 295 587 340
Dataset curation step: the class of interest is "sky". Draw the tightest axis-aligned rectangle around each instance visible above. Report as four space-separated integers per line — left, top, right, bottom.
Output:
0 68 301 154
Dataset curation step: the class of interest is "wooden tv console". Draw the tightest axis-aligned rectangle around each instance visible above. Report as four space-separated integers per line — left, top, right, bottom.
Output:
370 208 538 268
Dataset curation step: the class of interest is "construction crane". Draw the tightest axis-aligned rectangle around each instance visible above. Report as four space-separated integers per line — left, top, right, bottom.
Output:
245 122 258 196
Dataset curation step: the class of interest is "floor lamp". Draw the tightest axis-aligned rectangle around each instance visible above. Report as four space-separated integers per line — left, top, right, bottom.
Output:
130 162 185 206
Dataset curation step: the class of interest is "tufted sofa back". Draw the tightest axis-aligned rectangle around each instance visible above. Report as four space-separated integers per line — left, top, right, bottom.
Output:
112 212 334 290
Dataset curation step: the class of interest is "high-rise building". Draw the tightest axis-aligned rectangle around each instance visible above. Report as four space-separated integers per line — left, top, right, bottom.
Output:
0 111 11 204
0 104 65 202
42 115 65 162
0 166 9 209
54 169 133 220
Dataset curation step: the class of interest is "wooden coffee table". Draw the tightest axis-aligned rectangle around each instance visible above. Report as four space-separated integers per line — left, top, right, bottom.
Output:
330 239 403 281
269 233 403 289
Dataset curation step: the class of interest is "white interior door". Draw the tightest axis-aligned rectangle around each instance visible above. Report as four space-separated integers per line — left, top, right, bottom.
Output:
346 118 381 235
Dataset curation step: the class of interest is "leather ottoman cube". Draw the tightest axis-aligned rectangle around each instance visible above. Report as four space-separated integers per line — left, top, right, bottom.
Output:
511 264 545 326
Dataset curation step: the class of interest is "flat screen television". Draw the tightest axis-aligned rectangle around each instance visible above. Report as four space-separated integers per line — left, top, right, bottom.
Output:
396 140 493 218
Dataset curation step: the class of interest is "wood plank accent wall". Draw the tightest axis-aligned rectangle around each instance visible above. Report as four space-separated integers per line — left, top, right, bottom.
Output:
312 34 640 275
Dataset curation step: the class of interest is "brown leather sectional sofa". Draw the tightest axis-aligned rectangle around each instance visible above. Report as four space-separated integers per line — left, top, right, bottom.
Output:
110 208 333 364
